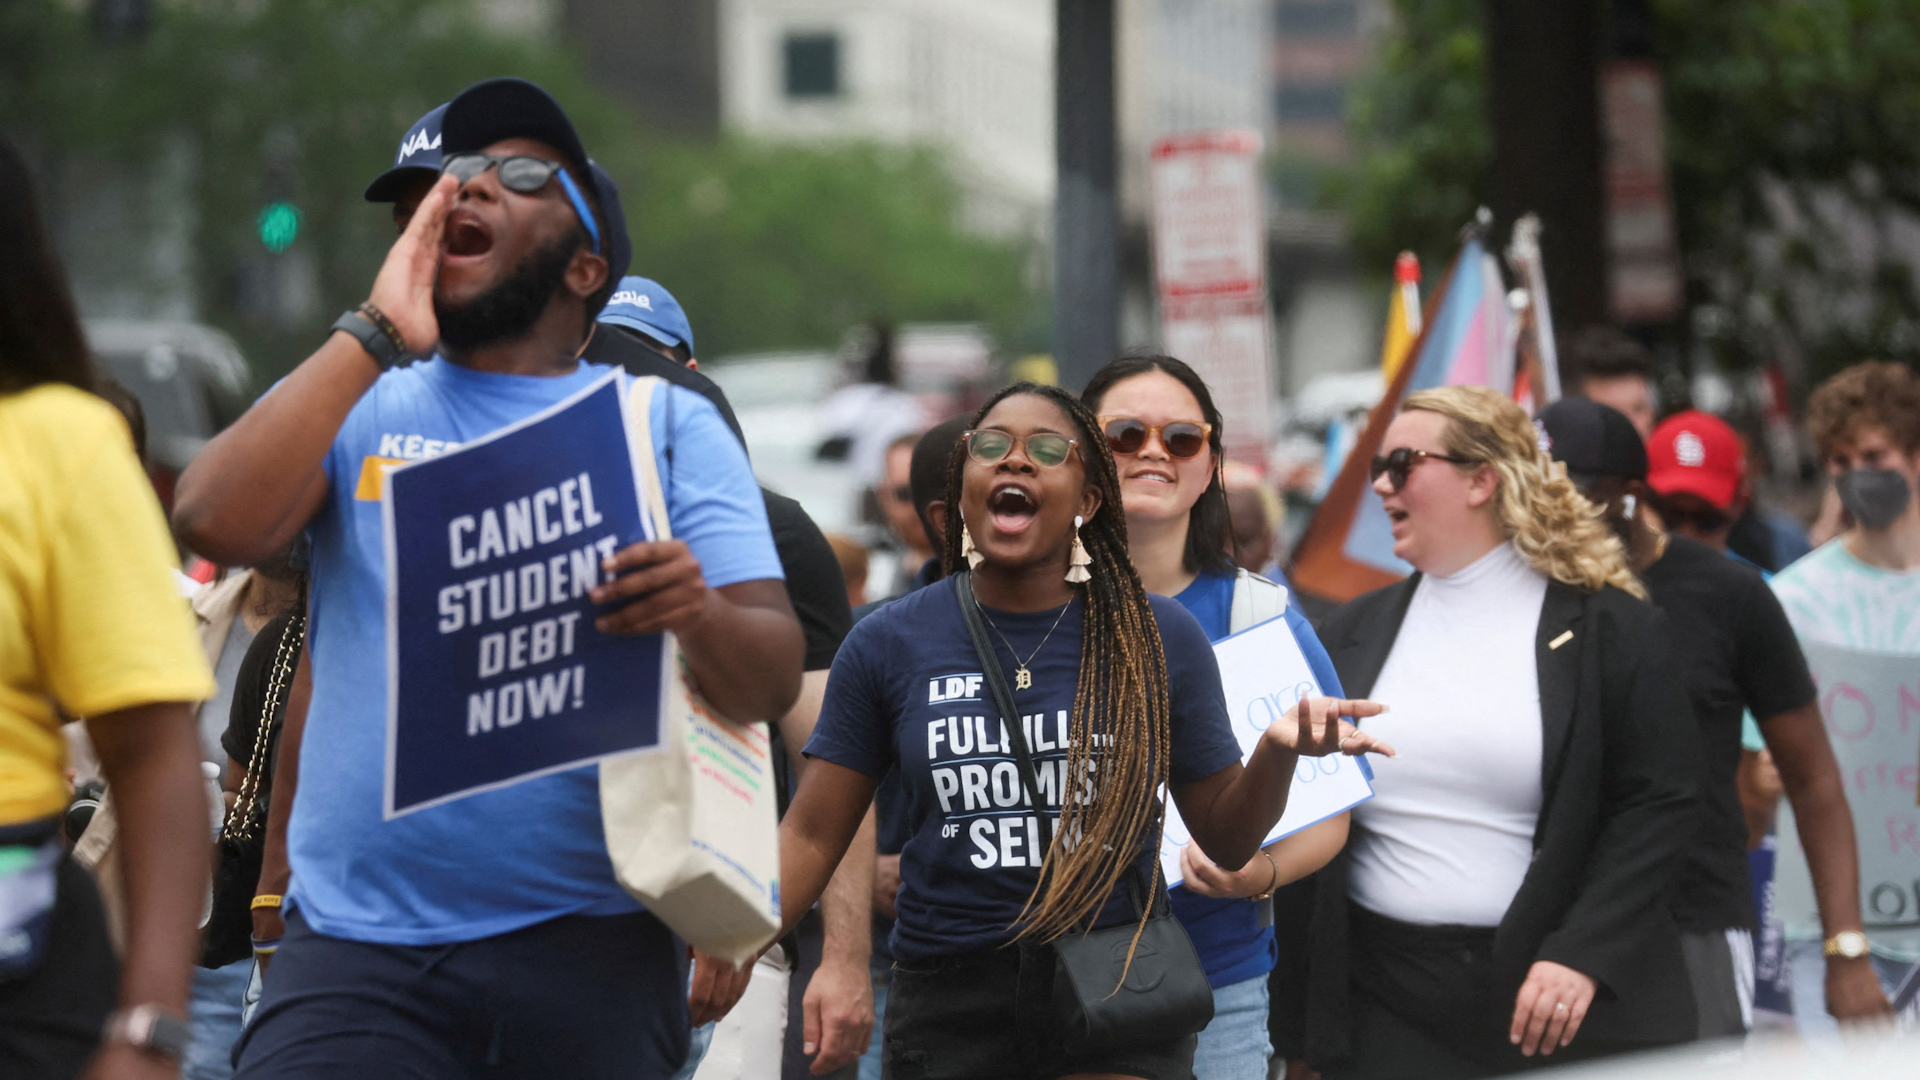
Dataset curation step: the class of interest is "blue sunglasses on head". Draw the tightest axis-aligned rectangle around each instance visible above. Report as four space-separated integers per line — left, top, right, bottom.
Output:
440 152 601 253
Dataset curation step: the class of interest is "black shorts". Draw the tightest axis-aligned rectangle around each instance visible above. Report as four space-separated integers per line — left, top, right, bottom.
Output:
883 945 1195 1080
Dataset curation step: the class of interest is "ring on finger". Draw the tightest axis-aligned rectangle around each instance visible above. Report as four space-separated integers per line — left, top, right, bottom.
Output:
1554 1002 1569 1013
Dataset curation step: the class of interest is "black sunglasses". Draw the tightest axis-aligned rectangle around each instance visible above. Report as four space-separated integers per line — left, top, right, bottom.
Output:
1099 416 1213 460
1368 447 1476 493
440 153 602 253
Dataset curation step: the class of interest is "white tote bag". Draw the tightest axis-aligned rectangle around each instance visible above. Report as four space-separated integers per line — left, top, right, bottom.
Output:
599 376 782 964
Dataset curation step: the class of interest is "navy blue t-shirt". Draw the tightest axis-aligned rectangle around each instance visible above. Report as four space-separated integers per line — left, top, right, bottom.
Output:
805 577 1241 963
1168 571 1346 989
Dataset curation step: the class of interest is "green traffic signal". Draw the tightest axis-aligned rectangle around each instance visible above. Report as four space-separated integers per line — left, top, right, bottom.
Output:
258 201 301 253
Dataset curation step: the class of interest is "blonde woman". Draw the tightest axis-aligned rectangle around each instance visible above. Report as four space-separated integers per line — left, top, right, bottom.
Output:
1302 386 1703 1078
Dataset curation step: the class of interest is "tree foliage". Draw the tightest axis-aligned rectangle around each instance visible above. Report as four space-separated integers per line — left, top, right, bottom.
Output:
0 0 1037 385
1330 0 1920 385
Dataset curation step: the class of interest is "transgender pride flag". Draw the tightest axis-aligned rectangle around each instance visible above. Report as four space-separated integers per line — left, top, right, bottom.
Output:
1290 227 1515 601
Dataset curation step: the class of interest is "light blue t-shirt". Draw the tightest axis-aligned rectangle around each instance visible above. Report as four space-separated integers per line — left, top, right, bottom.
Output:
288 358 782 945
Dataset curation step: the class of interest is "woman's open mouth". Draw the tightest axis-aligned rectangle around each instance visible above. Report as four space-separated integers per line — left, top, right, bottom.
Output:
987 484 1039 535
442 213 494 259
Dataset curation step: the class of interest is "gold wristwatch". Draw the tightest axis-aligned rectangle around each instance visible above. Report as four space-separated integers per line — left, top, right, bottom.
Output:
1823 930 1869 959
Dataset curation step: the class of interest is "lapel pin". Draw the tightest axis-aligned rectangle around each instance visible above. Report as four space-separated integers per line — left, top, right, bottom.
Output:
1549 630 1574 650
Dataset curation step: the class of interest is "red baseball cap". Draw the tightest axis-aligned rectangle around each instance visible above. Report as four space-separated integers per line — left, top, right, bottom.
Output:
1646 409 1746 510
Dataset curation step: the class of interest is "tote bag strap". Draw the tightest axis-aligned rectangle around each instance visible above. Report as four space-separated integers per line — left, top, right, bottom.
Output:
626 376 672 541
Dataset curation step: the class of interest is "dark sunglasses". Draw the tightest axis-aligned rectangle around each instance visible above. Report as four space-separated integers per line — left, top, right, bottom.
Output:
440 153 602 253
1368 447 1476 493
1099 416 1213 460
963 429 1078 469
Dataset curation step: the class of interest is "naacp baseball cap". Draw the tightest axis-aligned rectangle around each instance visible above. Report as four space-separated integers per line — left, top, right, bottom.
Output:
1537 398 1647 488
598 277 694 354
364 103 448 202
1647 409 1746 510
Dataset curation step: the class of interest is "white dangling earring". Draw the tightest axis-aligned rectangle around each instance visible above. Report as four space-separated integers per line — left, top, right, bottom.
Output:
1066 515 1092 584
962 524 985 570
1623 493 1638 521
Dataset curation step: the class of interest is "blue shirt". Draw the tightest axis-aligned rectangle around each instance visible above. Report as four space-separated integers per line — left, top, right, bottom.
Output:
1168 570 1346 989
805 578 1241 963
289 358 782 945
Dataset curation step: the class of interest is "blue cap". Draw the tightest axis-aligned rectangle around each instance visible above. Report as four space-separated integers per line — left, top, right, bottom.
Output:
597 277 694 355
364 103 448 202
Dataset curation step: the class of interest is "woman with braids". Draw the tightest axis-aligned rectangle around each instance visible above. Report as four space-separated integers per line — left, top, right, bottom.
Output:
1301 386 1703 1078
778 383 1394 1080
1082 356 1350 1080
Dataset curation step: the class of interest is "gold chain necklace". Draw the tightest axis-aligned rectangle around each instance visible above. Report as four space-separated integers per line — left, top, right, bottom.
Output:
970 580 1075 691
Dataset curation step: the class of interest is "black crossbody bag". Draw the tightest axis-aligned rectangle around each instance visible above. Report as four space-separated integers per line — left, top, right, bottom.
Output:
952 573 1213 1055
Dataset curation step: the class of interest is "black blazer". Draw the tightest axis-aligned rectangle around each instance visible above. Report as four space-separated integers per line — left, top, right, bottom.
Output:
1302 576 1705 1066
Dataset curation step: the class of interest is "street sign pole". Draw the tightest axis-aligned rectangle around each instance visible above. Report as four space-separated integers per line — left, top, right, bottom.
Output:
1053 0 1118 394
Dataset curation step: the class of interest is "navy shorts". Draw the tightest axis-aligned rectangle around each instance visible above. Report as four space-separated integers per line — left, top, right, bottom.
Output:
234 907 690 1080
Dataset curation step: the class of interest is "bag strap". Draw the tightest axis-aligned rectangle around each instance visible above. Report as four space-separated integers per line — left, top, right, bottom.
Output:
952 573 1169 921
626 376 673 541
953 573 1052 852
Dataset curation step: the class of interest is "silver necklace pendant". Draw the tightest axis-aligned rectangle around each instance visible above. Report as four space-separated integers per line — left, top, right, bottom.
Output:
1015 667 1033 690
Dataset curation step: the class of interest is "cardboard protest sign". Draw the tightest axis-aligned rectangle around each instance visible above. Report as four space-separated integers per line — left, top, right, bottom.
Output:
1774 642 1920 952
1161 616 1374 888
381 371 665 818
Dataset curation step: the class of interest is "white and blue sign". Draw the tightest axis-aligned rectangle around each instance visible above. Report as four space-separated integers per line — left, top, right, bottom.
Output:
381 372 665 818
1160 615 1375 888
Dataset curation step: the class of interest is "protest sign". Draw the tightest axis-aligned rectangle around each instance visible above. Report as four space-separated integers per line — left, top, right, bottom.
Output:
1161 616 1374 888
1773 642 1920 950
382 371 665 818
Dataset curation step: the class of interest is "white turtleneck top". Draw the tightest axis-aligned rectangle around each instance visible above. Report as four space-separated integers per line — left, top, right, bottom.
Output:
1348 541 1548 927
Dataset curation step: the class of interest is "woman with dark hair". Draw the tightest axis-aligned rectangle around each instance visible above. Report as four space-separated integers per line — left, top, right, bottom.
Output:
1083 356 1350 1080
0 135 217 1078
775 382 1393 1080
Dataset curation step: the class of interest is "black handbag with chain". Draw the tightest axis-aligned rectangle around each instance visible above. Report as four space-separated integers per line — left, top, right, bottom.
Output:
199 607 305 969
952 573 1214 1055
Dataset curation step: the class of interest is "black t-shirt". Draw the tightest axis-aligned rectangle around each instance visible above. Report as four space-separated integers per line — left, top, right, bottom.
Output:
1641 535 1817 931
219 610 306 777
765 489 852 672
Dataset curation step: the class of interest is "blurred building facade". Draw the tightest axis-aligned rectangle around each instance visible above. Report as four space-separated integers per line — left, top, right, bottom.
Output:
1265 0 1392 398
715 0 1054 239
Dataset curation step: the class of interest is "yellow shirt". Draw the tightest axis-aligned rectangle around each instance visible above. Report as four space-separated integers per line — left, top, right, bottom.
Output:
0 384 215 825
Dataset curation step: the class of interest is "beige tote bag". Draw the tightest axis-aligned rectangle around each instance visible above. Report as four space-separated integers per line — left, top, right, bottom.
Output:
599 376 782 965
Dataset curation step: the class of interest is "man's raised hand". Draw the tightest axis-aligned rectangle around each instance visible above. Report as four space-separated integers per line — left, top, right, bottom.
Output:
367 173 457 354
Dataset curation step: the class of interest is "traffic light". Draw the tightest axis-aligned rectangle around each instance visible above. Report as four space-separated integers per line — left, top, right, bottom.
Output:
257 202 301 253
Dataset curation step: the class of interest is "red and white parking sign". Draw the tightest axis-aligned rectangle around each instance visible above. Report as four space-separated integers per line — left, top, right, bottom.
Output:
1149 130 1273 467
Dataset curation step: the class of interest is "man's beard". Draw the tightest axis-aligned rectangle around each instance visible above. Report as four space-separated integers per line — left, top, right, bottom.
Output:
433 232 579 350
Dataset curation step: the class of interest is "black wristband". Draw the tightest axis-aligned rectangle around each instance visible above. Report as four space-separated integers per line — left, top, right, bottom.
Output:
330 305 408 370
